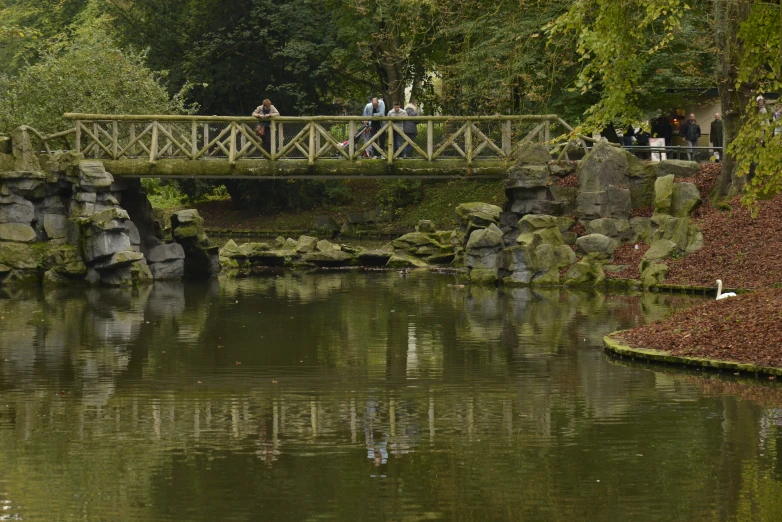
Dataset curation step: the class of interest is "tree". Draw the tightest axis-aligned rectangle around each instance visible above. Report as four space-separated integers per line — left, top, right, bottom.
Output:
0 19 193 135
549 0 782 205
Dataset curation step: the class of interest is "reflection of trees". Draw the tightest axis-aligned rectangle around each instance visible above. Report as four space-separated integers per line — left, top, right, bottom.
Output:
1 276 779 519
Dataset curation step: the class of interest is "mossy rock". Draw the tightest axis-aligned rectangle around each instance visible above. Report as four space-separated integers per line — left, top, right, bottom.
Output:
386 253 428 268
469 268 499 285
641 263 668 290
564 261 606 286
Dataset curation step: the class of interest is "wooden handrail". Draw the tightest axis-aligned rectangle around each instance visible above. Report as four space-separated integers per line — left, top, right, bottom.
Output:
63 113 563 123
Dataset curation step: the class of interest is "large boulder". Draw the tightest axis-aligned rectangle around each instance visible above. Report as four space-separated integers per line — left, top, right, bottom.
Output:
295 235 319 253
640 239 678 273
43 214 68 239
656 160 699 178
147 242 186 264
505 165 550 190
0 242 41 269
651 214 703 253
75 161 114 192
455 202 502 233
0 194 35 224
653 175 675 215
357 250 393 267
0 223 36 243
627 160 658 208
10 127 42 172
670 182 701 217
586 218 632 242
563 261 606 286
386 253 428 268
641 263 668 290
148 258 185 279
576 186 632 220
516 142 551 165
577 141 629 191
466 224 504 250
575 234 619 259
302 250 354 267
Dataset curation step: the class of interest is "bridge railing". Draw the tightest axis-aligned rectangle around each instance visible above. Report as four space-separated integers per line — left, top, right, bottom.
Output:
59 114 584 165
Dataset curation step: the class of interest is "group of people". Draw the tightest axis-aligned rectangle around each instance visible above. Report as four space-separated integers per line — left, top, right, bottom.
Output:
252 97 420 157
361 98 419 158
605 112 724 162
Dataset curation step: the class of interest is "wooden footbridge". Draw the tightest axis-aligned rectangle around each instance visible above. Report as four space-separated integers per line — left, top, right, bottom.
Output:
28 113 586 179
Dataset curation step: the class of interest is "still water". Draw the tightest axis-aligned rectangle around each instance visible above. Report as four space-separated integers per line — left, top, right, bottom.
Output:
1 272 781 521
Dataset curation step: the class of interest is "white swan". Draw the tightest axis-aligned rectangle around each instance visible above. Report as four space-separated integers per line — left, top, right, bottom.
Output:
716 279 737 300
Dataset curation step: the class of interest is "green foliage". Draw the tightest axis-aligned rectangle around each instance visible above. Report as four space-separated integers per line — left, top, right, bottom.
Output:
548 0 691 128
375 179 423 210
0 19 194 134
106 0 345 116
727 3 782 207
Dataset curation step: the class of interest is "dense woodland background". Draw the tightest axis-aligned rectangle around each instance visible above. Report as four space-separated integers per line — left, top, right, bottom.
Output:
0 0 779 209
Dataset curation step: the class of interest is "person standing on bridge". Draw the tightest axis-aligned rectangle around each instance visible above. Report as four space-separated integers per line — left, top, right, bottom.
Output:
387 102 408 157
363 97 386 158
252 99 279 153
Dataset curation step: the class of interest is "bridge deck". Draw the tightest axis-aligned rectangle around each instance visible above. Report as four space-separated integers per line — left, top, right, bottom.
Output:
27 114 586 179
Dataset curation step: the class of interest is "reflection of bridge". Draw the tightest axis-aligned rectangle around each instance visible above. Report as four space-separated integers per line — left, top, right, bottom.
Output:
28 113 585 179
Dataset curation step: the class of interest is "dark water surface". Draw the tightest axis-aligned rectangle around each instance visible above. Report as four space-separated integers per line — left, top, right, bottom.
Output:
1 272 781 521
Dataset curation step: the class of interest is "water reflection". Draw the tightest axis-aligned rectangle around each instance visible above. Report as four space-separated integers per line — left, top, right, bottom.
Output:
0 274 780 520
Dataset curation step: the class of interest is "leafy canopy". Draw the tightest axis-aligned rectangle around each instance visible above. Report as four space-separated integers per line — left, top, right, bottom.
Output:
0 18 194 134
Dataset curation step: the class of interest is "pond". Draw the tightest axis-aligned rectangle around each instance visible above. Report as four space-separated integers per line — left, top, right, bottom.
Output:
0 272 780 521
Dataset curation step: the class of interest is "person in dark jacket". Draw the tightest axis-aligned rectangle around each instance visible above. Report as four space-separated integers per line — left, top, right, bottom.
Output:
660 118 673 151
402 102 418 158
679 113 701 161
635 127 651 159
710 113 723 162
601 123 620 144
622 124 635 147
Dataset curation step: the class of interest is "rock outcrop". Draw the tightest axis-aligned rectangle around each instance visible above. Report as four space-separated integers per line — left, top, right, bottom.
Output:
0 126 218 286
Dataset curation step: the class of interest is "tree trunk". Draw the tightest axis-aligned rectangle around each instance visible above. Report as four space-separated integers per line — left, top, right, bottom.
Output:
371 20 407 105
713 0 752 200
223 180 244 208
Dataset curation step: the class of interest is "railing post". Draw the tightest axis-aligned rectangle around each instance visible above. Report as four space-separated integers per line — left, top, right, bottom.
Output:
93 122 100 158
203 124 209 151
229 121 237 164
270 121 277 159
278 122 284 155
427 121 433 161
387 123 393 164
129 123 136 157
544 119 550 148
502 120 511 157
349 121 356 159
308 123 315 165
191 121 197 159
465 123 473 164
149 122 158 164
75 121 81 153
112 120 118 159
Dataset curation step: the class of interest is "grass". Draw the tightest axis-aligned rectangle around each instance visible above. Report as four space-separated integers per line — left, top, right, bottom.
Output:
185 179 506 232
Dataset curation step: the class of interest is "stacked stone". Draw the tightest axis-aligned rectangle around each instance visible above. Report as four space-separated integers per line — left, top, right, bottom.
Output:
638 174 703 288
218 221 464 275
501 214 575 286
0 126 218 287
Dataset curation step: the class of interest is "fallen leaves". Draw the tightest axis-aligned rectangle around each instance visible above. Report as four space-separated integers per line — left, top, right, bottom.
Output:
619 288 782 368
